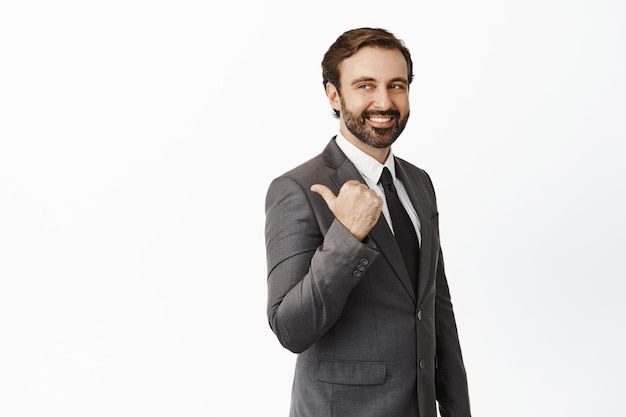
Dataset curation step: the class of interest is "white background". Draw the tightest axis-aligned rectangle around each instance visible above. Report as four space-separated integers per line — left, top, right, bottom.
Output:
1 1 625 416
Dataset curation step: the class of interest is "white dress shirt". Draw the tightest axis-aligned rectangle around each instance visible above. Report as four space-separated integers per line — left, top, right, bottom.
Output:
335 133 422 247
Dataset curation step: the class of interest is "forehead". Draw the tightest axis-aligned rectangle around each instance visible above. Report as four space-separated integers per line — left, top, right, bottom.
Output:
338 46 409 83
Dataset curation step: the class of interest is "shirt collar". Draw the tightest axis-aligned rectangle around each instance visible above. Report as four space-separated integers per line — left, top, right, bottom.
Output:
335 132 396 184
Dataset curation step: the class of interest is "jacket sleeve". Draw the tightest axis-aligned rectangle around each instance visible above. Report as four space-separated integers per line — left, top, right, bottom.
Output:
265 176 379 353
434 249 472 417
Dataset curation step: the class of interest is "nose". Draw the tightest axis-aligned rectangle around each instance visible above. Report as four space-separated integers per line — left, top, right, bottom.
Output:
372 86 392 110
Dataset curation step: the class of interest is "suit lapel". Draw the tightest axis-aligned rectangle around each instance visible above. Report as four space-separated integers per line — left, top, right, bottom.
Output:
323 139 418 303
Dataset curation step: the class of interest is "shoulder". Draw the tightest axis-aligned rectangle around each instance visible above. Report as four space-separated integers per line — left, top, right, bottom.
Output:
395 156 436 193
280 152 328 184
265 154 327 205
268 138 345 189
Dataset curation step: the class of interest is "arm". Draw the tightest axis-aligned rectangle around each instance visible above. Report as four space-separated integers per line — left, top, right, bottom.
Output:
265 176 380 353
434 250 472 417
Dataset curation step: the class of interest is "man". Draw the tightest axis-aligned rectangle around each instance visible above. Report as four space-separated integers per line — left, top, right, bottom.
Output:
265 28 471 417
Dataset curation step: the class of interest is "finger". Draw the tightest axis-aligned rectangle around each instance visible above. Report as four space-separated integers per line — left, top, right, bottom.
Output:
310 184 336 206
340 180 368 193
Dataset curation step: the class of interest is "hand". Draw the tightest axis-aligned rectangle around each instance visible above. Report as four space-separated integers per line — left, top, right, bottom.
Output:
311 181 383 241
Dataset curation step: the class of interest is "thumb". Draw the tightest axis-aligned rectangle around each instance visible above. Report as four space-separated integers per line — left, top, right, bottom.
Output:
310 184 336 207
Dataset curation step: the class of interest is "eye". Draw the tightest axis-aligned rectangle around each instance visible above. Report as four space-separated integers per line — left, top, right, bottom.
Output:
358 84 372 90
389 84 406 90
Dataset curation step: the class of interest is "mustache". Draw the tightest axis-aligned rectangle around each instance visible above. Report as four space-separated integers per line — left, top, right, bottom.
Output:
362 110 401 119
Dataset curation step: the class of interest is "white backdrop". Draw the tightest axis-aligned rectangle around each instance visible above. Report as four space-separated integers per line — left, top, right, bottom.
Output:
1 1 625 416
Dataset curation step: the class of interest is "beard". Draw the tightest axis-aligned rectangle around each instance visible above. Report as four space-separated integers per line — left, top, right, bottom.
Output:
340 97 409 149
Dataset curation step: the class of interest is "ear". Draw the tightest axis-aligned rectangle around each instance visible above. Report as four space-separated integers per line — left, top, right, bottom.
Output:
325 82 341 113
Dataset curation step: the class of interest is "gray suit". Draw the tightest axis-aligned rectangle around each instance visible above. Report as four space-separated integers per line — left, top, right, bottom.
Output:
265 138 471 417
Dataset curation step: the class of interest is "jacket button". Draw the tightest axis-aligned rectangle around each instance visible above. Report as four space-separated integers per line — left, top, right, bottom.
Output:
419 359 426 369
416 310 422 321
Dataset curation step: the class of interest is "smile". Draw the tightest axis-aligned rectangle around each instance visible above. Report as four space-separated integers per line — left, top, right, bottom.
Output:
368 117 392 123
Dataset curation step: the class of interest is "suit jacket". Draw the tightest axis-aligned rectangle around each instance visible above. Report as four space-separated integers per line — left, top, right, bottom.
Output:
265 138 471 417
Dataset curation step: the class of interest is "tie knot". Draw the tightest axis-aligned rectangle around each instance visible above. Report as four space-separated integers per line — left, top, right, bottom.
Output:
379 167 396 191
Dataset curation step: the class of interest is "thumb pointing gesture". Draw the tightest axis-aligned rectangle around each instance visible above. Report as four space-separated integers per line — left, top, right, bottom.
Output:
310 180 382 241
310 184 337 207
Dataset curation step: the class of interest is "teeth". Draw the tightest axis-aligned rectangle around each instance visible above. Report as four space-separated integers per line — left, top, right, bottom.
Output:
370 117 391 123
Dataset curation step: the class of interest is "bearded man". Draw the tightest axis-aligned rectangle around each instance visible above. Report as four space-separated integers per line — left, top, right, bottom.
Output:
264 27 472 417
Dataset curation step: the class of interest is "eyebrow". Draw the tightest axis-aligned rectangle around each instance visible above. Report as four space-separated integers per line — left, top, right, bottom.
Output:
350 76 409 86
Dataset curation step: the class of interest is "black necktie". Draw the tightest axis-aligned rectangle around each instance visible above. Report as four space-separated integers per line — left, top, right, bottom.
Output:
379 167 419 291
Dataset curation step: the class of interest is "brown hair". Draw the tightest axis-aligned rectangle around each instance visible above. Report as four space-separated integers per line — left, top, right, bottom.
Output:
322 28 414 117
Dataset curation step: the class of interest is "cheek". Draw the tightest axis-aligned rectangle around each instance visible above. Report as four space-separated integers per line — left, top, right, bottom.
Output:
397 99 410 115
341 92 368 108
395 94 410 108
351 100 374 115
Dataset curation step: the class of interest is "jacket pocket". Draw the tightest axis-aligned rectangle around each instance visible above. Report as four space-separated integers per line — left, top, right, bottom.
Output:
316 359 386 386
